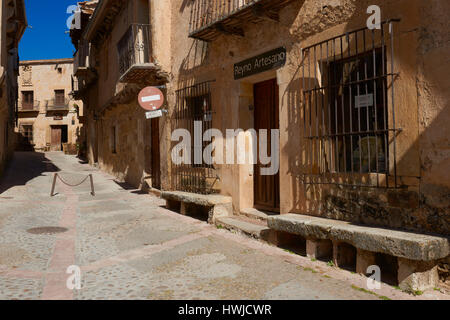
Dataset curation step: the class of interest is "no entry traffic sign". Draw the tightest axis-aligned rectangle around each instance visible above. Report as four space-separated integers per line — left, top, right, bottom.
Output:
138 86 164 111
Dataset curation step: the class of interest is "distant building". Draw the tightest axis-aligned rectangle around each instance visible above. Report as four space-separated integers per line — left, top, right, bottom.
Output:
0 0 27 176
16 58 83 153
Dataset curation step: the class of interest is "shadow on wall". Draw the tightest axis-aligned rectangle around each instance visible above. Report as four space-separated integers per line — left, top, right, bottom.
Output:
0 152 60 195
96 107 148 189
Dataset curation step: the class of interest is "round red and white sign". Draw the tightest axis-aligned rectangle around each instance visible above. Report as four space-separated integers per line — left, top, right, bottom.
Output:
138 87 164 111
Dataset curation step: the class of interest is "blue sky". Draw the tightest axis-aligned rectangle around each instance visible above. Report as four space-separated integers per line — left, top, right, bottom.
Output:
19 0 79 60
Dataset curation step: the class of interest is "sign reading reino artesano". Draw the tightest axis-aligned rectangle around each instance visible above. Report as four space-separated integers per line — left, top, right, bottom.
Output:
234 47 287 80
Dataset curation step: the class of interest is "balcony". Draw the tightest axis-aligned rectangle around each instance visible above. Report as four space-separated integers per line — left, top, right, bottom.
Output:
71 75 79 94
189 0 296 41
46 98 70 112
73 40 90 77
18 101 40 112
117 24 158 83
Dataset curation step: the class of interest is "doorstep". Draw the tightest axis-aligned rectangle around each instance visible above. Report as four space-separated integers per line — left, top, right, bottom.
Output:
215 215 274 241
240 208 276 222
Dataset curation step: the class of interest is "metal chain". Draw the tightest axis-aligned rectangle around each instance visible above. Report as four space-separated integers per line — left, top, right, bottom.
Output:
56 174 91 187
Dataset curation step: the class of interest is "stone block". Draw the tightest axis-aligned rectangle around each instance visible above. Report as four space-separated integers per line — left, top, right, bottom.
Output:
208 203 232 224
333 241 356 269
306 239 332 260
180 202 187 215
387 190 419 209
166 199 180 211
398 257 439 292
356 248 377 275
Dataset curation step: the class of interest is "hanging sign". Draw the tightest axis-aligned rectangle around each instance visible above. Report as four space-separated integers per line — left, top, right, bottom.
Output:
138 86 165 111
355 94 374 108
146 110 163 119
234 47 287 80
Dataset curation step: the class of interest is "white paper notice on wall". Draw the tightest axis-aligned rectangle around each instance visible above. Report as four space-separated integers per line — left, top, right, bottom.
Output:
355 94 374 108
146 110 163 119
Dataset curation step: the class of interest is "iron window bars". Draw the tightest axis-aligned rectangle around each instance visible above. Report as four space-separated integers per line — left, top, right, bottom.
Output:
301 19 401 188
172 80 218 194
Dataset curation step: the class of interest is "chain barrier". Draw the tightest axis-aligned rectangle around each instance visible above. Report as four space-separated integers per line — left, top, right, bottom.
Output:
50 173 95 197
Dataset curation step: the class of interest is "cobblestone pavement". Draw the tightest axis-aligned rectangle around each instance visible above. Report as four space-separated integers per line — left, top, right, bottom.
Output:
0 152 447 300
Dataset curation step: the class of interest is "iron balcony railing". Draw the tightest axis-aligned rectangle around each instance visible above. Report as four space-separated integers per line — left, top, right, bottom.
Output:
117 24 151 77
46 98 70 111
18 100 40 112
74 40 90 75
190 0 256 32
189 0 295 41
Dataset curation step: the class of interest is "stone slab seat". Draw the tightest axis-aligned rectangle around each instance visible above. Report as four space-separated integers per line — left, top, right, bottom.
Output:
268 214 450 291
268 214 449 261
161 191 232 223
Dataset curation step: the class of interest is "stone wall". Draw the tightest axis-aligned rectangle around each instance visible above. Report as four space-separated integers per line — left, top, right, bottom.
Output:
0 0 25 177
97 102 150 189
0 95 15 177
81 0 169 190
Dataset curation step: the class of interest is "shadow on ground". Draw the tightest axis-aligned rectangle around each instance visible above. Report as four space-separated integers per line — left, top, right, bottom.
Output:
0 152 60 195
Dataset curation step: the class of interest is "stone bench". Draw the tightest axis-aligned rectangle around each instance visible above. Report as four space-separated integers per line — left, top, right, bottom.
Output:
268 214 450 291
161 191 232 224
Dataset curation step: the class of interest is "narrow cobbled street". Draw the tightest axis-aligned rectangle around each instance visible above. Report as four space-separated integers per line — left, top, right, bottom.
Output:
0 152 445 300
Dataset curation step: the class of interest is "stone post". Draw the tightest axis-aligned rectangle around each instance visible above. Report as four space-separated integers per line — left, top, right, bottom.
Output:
306 239 332 260
356 248 377 275
397 258 439 292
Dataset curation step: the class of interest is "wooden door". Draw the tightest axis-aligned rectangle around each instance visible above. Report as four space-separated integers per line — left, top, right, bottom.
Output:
254 79 280 211
51 126 62 151
151 118 161 189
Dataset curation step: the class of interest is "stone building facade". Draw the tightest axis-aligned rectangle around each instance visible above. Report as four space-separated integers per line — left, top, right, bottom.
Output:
71 0 169 190
0 0 26 176
16 59 83 153
72 0 449 290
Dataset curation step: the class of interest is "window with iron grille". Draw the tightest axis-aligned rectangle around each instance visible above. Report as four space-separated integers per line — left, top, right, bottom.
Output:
172 80 218 194
20 125 33 144
301 20 400 188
